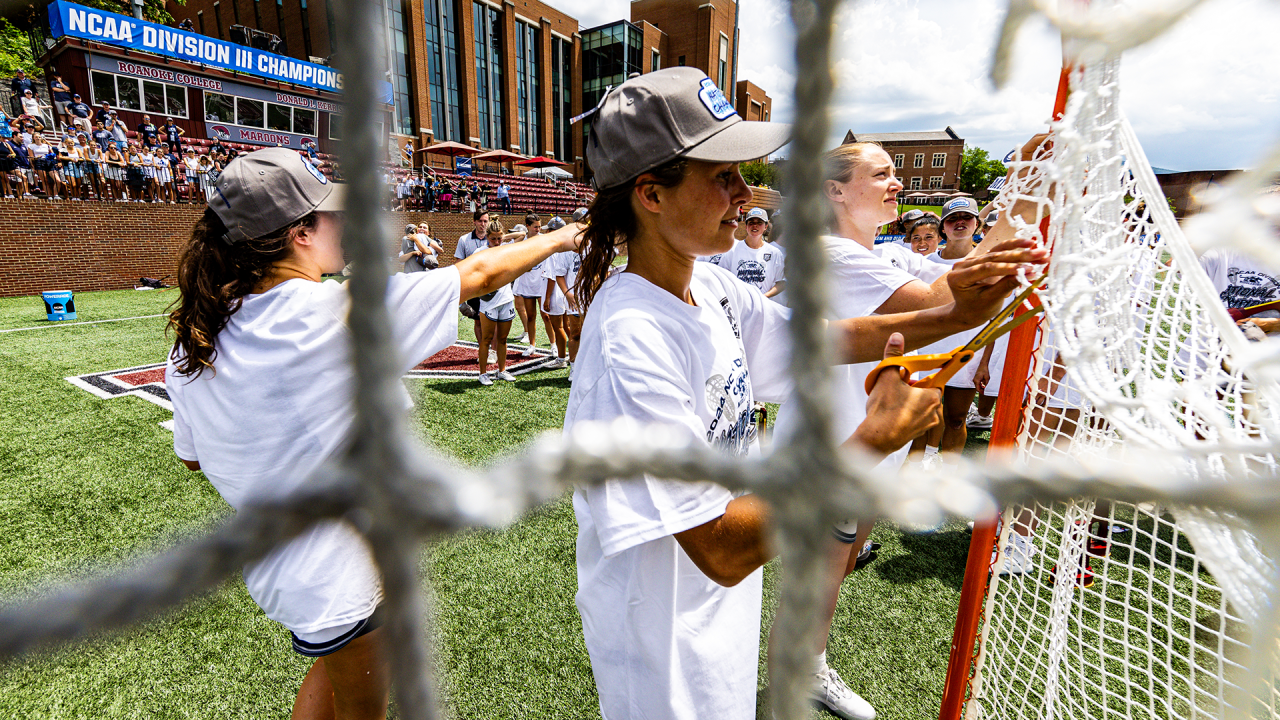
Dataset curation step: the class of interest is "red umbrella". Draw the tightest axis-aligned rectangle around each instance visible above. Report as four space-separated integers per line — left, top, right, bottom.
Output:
515 156 567 168
418 141 481 157
473 149 527 162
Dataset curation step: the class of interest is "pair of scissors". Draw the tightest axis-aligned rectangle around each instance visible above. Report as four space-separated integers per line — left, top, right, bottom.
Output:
863 278 1046 394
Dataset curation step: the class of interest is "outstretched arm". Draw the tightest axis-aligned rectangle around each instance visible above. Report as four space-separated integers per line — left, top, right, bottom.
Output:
455 223 582 302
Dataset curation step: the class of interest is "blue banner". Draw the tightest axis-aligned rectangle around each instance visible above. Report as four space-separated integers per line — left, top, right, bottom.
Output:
455 157 472 176
48 1 343 94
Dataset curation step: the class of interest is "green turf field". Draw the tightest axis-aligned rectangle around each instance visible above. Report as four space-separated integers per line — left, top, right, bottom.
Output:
0 287 990 719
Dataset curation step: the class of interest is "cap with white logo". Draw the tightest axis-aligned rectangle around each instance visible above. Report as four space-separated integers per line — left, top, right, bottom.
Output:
745 207 769 222
211 147 343 244
586 68 791 190
940 197 980 221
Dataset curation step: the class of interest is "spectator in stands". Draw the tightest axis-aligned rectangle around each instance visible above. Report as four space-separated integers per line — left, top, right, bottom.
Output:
137 114 159 148
125 141 147 201
476 181 488 212
156 142 176 203
209 136 224 156
57 135 82 200
82 133 105 200
48 72 72 130
0 106 11 143
9 70 32 115
28 131 58 198
0 133 14 198
439 178 453 212
108 111 128 150
94 101 112 126
302 137 318 159
19 89 43 121
91 119 113 152
496 180 511 215
182 148 199 203
67 93 92 134
196 152 216 201
162 118 184 152
103 142 127 201
8 133 32 198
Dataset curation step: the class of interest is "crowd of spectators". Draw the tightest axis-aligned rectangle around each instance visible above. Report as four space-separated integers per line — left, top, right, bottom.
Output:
384 166 591 215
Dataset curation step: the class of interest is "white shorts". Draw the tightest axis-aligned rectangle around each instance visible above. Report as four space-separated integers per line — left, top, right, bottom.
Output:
544 289 567 316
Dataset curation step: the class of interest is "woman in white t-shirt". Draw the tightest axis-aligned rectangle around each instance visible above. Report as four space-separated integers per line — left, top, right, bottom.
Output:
541 215 571 369
165 148 579 720
511 214 552 355
771 139 1048 708
544 240 584 376
564 68 1036 720
473 219 528 385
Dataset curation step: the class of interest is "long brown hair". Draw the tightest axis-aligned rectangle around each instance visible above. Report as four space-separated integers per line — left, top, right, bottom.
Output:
167 208 316 378
573 158 688 312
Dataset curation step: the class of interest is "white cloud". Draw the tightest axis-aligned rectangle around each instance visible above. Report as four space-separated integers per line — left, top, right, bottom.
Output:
543 0 1280 170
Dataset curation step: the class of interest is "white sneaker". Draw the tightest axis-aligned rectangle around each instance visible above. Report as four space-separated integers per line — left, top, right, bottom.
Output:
521 345 535 356
546 357 568 369
495 370 516 382
477 372 493 386
966 406 993 430
568 361 575 381
488 349 498 363
810 666 876 720
997 533 1037 577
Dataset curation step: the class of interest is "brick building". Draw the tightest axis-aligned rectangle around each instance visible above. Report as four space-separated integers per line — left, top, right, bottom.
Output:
735 79 770 123
842 127 965 191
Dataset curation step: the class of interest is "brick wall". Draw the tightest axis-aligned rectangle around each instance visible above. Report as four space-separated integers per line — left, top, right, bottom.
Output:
0 201 536 299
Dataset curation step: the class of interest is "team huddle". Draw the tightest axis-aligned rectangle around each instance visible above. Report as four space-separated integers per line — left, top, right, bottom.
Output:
159 64 1278 720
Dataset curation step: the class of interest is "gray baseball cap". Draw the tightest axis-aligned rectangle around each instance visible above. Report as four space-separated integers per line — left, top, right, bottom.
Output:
571 207 589 223
211 147 343 244
745 207 769 222
940 197 980 221
586 68 790 190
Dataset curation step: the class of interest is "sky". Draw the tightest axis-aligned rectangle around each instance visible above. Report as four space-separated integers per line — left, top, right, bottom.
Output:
550 0 1280 172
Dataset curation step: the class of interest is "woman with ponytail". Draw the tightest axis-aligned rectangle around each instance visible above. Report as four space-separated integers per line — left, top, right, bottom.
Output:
563 68 1040 720
166 148 580 720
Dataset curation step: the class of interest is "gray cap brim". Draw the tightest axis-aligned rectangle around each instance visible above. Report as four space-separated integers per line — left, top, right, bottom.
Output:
683 121 791 164
315 184 344 212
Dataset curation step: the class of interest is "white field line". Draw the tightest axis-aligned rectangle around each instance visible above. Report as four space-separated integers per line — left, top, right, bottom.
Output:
0 314 168 334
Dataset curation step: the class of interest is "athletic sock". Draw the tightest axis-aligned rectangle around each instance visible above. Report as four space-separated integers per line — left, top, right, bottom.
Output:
815 649 828 672
924 445 940 457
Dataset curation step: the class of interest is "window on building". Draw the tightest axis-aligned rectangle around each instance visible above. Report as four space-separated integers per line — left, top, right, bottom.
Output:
328 113 342 140
932 152 946 168
929 176 943 189
267 103 292 132
294 109 316 136
382 0 413 137
651 49 659 72
204 92 234 122
893 153 904 168
424 0 462 142
236 98 265 128
582 21 643 114
678 55 685 66
718 34 728 91
913 153 924 168
764 110 769 121
473 2 504 149
910 177 922 190
514 20 539 155
551 34 572 162
90 70 188 118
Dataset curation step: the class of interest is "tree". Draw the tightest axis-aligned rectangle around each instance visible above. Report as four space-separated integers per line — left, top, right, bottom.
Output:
740 160 779 189
958 146 1006 195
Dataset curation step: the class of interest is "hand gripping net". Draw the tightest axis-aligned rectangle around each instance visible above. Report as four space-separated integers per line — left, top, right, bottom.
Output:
963 54 1280 719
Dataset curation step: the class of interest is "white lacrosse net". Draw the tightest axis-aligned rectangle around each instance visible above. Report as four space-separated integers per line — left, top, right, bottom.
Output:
963 54 1280 719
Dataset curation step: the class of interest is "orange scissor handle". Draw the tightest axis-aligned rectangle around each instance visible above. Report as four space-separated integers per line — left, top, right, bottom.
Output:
863 348 976 395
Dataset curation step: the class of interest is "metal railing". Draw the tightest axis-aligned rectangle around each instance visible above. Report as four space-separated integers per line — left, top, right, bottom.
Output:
2 0 1280 719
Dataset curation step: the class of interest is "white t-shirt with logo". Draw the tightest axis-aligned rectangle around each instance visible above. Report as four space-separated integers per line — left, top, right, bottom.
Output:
714 239 786 295
166 269 461 635
543 250 582 315
775 235 947 467
1201 249 1280 323
567 263 792 720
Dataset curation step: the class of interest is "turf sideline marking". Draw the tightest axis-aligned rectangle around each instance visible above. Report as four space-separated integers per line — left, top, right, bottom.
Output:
0 313 168 334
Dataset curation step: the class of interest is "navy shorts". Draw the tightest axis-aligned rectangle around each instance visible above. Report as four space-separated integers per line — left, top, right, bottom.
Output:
290 609 382 657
